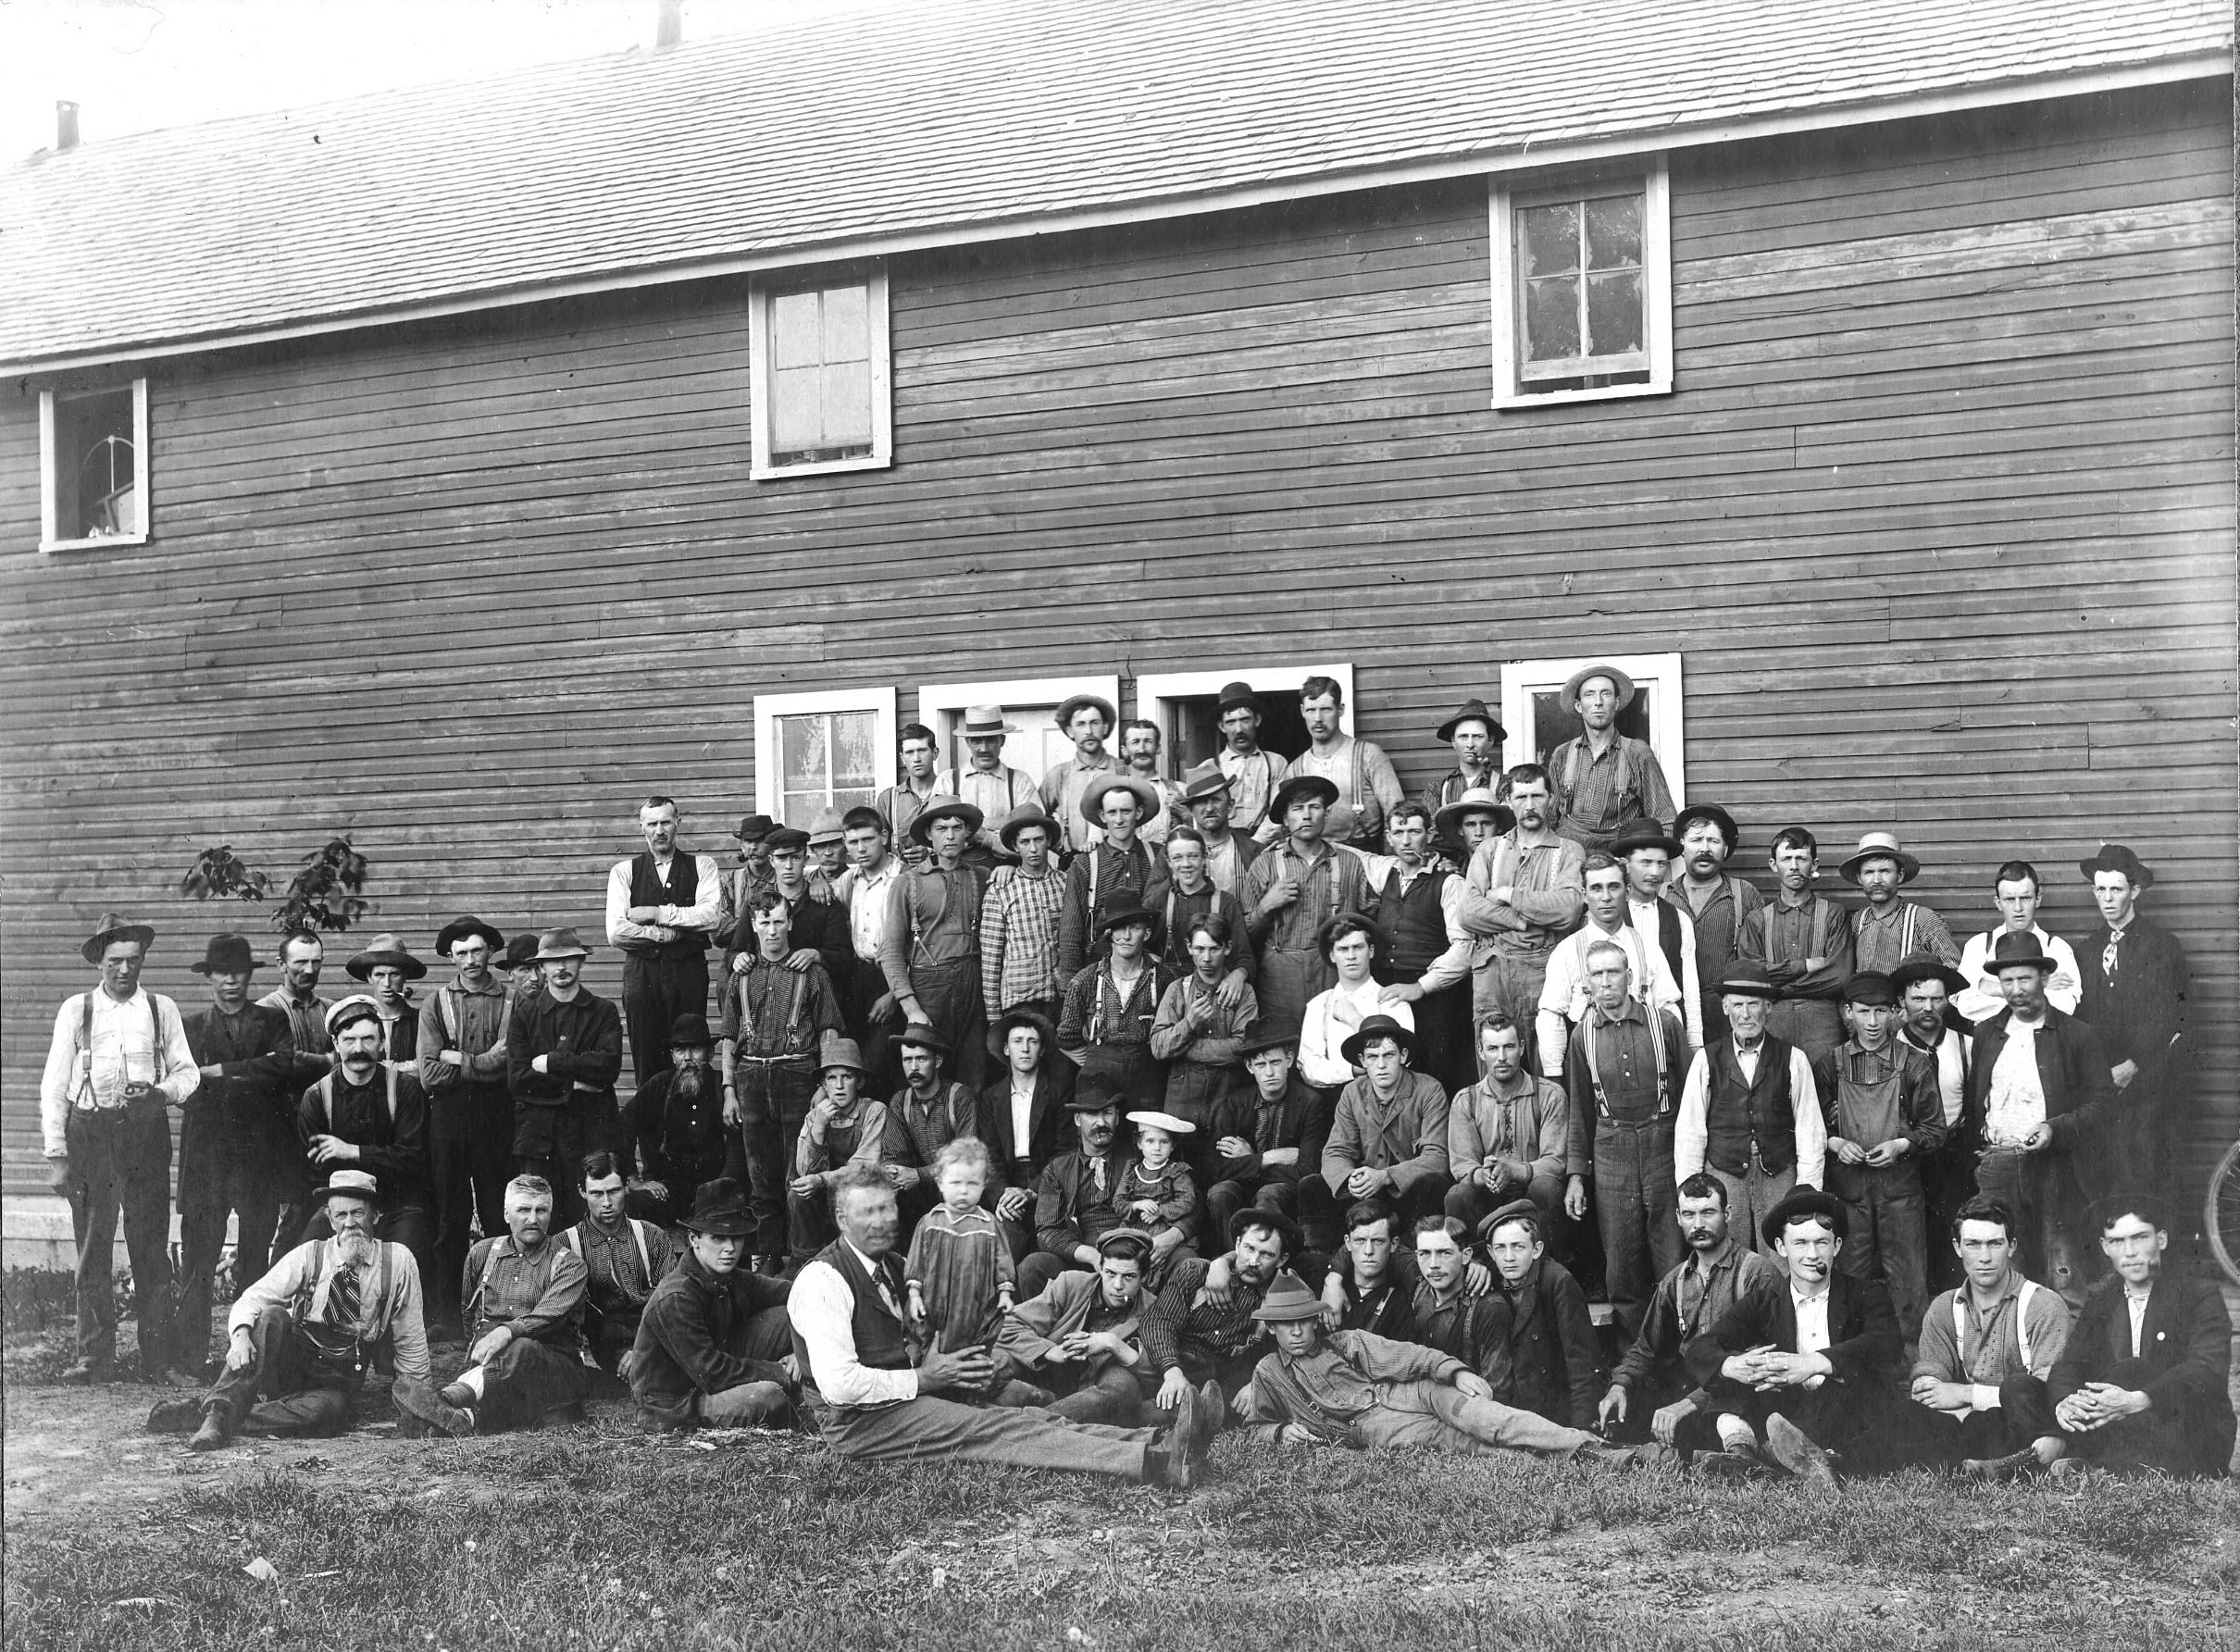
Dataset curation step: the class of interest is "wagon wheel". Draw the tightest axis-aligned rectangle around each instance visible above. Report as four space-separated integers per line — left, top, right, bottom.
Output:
2208 1137 2240 1289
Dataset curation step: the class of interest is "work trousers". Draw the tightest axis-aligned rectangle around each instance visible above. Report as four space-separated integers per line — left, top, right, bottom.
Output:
909 958 987 1092
1353 1379 1595 1457
1401 978 1474 1095
736 1060 823 1260
1297 1173 1452 1257
622 949 710 1089
472 1335 592 1433
516 1089 623 1230
2002 1380 2213 1477
1972 1149 2084 1299
1204 1174 1301 1251
1045 1361 1147 1425
1445 1172 1570 1258
175 1112 292 1369
847 956 902 1096
698 1380 792 1427
1718 1381 1890 1459
1896 1380 2055 1468
64 1104 174 1372
1829 1161 1929 1335
428 1081 514 1332
1703 1149 1798 1259
1472 953 1550 1073
822 1395 1158 1478
1590 1116 1680 1339
206 1305 362 1436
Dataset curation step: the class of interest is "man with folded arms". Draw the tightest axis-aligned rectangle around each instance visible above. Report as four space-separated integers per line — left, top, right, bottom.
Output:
1300 1014 1449 1256
1366 801 1475 1091
605 795 724 1089
1952 858 2083 1025
979 804 1068 1029
880 798 992 1092
1546 665 1675 856
1674 963 1825 1255
629 1176 798 1431
1664 803 1761 1046
1841 832 1960 975
259 930 335 1091
417 914 514 1336
300 997 435 1288
507 927 626 1231
935 706 1040 863
1243 773 1374 1039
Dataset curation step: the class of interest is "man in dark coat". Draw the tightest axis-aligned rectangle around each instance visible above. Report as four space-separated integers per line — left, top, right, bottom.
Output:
1017 1074 1131 1299
622 1013 729 1229
298 997 434 1287
1199 1031 1334 1246
507 927 627 1231
1477 1199 1603 1430
2072 845 2190 1200
982 1009 1076 1261
628 1177 797 1431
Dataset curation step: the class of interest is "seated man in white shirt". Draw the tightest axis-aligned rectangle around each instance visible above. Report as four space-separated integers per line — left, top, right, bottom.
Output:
787 1163 1215 1487
1952 859 2083 1024
1536 854 1689 1083
1297 913 1413 1101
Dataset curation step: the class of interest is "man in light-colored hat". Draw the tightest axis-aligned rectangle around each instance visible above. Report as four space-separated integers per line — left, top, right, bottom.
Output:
345 932 428 1067
40 914 199 1383
804 808 851 902
935 705 1039 862
302 997 436 1292
1038 692 1120 857
2074 844 2190 1198
1179 761 1261 894
979 804 1067 1031
1842 832 1960 975
1431 787 1513 868
1545 663 1676 857
1212 681 1289 838
417 915 514 1335
606 794 724 1091
877 799 991 1093
1057 772 1163 981
1674 962 1825 1255
790 1033 895 1266
629 1176 798 1431
1423 698 1507 816
1261 675 1403 851
149 1168 429 1451
506 926 625 1230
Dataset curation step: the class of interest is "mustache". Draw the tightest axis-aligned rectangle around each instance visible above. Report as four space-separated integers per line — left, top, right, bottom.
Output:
334 1232 380 1268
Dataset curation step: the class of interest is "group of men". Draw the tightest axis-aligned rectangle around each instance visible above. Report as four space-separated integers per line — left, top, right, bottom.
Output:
37 665 2230 1483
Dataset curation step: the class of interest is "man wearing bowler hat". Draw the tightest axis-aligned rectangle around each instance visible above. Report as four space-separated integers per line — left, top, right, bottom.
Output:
1892 953 1972 1290
980 804 1068 1030
1842 831 1960 975
507 926 626 1230
936 706 1040 862
1665 802 1761 1045
1178 762 1261 895
176 933 298 1373
1301 1013 1450 1254
2074 844 2191 1199
877 797 992 1091
417 915 514 1335
606 795 725 1090
345 933 427 1067
1019 1074 1134 1299
629 1176 799 1431
1039 692 1121 858
1242 772 1374 1039
1057 772 1164 981
1674 962 1825 1255
983 1008 1076 1258
723 813 778 924
1212 681 1288 838
1424 698 1507 816
300 997 436 1288
1546 663 1675 857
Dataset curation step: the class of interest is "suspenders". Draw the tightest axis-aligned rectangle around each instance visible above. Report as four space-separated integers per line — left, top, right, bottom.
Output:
1952 1282 2041 1372
72 991 168 1105
1583 1000 1672 1122
316 1064 400 1126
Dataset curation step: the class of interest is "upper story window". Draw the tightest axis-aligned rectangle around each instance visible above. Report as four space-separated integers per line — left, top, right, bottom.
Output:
41 379 149 550
1489 166 1672 408
749 267 892 478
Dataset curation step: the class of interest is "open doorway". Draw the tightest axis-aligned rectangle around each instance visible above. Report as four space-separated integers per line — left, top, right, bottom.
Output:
1136 663 1356 779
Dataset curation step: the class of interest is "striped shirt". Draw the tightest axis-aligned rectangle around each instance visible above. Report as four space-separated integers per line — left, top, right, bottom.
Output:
1216 748 1290 836
1548 733 1676 849
980 863 1067 1013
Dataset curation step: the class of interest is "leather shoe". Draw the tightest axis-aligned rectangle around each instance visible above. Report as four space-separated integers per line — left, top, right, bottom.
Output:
145 1397 205 1435
1190 1380 1225 1460
1574 1442 1642 1472
394 1375 477 1437
1692 1445 1772 1478
187 1410 230 1453
1765 1412 1840 1489
1963 1448 2044 1483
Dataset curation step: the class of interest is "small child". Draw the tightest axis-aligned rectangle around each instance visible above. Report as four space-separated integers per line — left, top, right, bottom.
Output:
1120 1111 1201 1290
904 1137 1017 1359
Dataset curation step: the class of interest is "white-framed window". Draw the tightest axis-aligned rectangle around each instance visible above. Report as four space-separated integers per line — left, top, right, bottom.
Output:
1134 662 1357 775
917 676 1123 781
40 379 149 551
753 686 897 824
1500 652 1685 806
747 266 892 478
1488 164 1672 408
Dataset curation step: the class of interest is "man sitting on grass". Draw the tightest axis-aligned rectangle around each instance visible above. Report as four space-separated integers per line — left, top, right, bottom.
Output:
996 1226 1155 1424
629 1177 798 1431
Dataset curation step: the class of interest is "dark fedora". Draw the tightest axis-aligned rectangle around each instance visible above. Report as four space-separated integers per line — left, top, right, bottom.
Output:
1248 1271 1324 1323
1433 787 1514 845
681 1177 756 1237
986 1007 1058 1060
896 1022 949 1056
1052 692 1117 733
346 933 429 982
1097 902 1157 937
1436 697 1507 744
668 1012 714 1048
495 934 542 972
81 913 156 963
1986 929 2056 975
996 803 1060 851
733 814 776 843
1674 803 1741 851
190 932 259 975
1339 1012 1415 1066
1228 1205 1303 1257
1238 1025 1299 1060
1608 818 1684 860
433 915 505 958
1761 1188 1848 1248
1888 954 1967 998
1562 663 1636 709
907 797 985 846
1177 762 1233 806
1067 1072 1126 1113
1268 773 1339 820
1842 971 1898 1008
1214 681 1261 714
2079 843 2155 889
1715 961 1782 1000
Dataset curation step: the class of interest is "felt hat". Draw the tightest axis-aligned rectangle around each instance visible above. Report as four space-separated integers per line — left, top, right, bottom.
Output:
1761 1188 1848 1248
1476 1198 1548 1244
1838 831 1922 887
1317 910 1388 961
958 704 1019 738
896 1022 949 1057
1562 663 1636 709
1434 787 1514 844
320 1168 383 1207
2079 843 2155 889
1609 818 1685 860
1178 762 1233 805
1125 1110 1196 1136
495 934 542 972
1066 1072 1126 1113
1986 929 2056 975
1080 772 1161 826
1214 681 1261 714
806 807 848 848
1248 1271 1325 1323
734 814 776 843
1888 954 1967 998
986 1008 1057 1060
1715 962 1782 1000
763 826 811 853
532 926 593 963
324 994 383 1038
1436 697 1507 744
907 797 985 846
1097 902 1158 938
817 1032 866 1074
1674 803 1741 851
433 915 504 958
1268 773 1339 820
1842 971 1899 1008
1052 692 1117 733
680 1176 756 1237
2083 1191 2173 1236
996 803 1060 851
346 934 429 982
81 913 156 963
1339 1012 1415 1066
190 932 259 976
1228 1204 1304 1256
1238 1025 1300 1060
668 1012 714 1049
1095 1226 1156 1262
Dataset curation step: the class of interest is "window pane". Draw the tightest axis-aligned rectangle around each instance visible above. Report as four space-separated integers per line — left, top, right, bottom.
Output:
1584 194 1643 270
1517 202 1579 278
771 292 822 370
54 387 137 540
1587 270 1644 357
780 714 832 795
771 364 822 453
830 711 877 791
1524 276 1581 363
820 362 872 448
821 283 868 365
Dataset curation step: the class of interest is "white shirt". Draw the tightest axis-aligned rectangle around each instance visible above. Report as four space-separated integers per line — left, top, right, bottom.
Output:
2126 1289 2150 1359
1628 893 1704 1050
605 851 725 946
39 987 201 1157
1674 1040 1826 1188
1535 921 1692 1078
1791 1286 1832 1389
1954 925 2082 1023
1983 1016 2048 1148
1349 853 1475 992
1901 1026 1969 1127
789 1242 920 1409
1298 977 1414 1087
1010 1079 1036 1161
1202 834 1246 896
837 858 903 963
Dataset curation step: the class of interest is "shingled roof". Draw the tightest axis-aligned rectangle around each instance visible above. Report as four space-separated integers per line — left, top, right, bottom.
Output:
3 0 2227 370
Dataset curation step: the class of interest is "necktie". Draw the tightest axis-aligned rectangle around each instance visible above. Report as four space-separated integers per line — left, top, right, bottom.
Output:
327 1261 363 1335
1090 1156 1106 1194
2103 929 2123 980
874 1257 907 1321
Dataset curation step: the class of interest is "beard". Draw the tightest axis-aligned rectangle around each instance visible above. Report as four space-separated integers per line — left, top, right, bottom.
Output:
672 1063 707 1101
334 1231 380 1269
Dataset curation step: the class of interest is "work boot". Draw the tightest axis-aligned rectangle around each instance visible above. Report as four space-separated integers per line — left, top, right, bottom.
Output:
1169 1382 1202 1468
1632 1441 1685 1472
1573 1443 1643 1472
57 1358 112 1385
1191 1380 1226 1459
1692 1443 1773 1478
393 1375 477 1437
2047 1456 2094 1484
1765 1413 1840 1490
1963 1448 2044 1484
145 1397 205 1435
187 1407 230 1453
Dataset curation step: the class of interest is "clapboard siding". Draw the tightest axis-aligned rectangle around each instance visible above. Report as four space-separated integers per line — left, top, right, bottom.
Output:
2 81 2232 1219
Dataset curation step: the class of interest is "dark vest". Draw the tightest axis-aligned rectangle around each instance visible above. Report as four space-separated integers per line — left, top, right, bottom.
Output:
790 1240 912 1403
1643 901 1685 984
1379 868 1450 976
1703 1035 1799 1175
627 851 705 955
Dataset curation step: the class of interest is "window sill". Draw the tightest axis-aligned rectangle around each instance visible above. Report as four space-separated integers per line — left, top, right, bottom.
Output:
40 531 150 553
1492 378 1674 412
750 453 892 481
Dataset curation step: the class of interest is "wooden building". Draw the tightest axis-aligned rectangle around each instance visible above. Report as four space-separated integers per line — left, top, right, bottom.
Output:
2 0 2233 1242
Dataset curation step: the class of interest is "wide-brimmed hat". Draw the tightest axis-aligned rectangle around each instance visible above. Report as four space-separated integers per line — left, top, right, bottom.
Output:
1214 681 1261 714
320 1168 383 1207
1229 1205 1303 1257
1986 929 2056 975
496 934 542 971
1888 954 1967 998
347 934 429 982
1339 1012 1415 1066
1436 697 1507 744
668 1012 714 1049
1052 693 1117 734
1609 818 1684 860
958 704 1019 738
1268 773 1339 820
896 1022 949 1057
806 807 848 848
532 926 593 963
1097 902 1158 937
1842 971 1898 1008
1434 787 1514 844
1178 762 1233 806
681 1176 755 1236
734 814 776 843
1248 1271 1324 1323
1716 962 1782 1001
817 1032 865 1074
433 915 505 958
190 932 259 976
81 913 156 963
986 1008 1057 1060
1838 831 1921 887
2079 843 2155 889
1238 1025 1299 1060
1080 772 1161 826
1317 910 1388 961
907 797 985 846
1762 1188 1848 1248
996 803 1060 851
1067 1073 1126 1114
1126 1110 1196 1136
1562 663 1636 709
324 994 383 1038
1674 803 1741 851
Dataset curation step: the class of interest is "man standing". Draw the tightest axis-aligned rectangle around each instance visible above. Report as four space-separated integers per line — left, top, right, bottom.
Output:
805 810 850 902
979 805 1068 1030
1736 827 1854 1062
1423 698 1506 814
879 800 992 1091
1673 963 1826 1253
1366 801 1475 1091
1212 681 1288 838
1303 1015 1450 1253
935 706 1040 862
1265 676 1404 851
1039 693 1121 858
1056 905 1176 1103
259 931 334 1092
1610 820 1703 1049
725 826 852 989
836 804 906 1088
1144 827 1252 987
1479 1200 1604 1431
1562 942 1689 1336
1241 774 1374 1037
1180 763 1261 895
606 795 723 1088
1953 860 2083 1024
299 998 435 1286
1534 853 1688 1080
877 724 942 857
621 1013 729 1231
1057 774 1163 981
722 813 778 924
1892 955 1972 1292
2074 844 2190 1199
723 889 845 1245
564 1153 674 1376
1200 1032 1333 1243
628 1176 798 1432
1020 1078 1131 1298
1431 788 1512 875
1816 972 1945 1335
1116 719 1183 851
1444 1014 1569 1242
416 914 514 1337
1458 765 1585 1074
345 934 426 1066
1664 803 1761 1046
1841 832 1960 975
1546 665 1676 856
507 927 626 1230
176 933 296 1374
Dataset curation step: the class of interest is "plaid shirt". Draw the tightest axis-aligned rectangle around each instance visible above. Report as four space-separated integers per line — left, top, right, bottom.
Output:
980 863 1066 1013
1548 733 1675 846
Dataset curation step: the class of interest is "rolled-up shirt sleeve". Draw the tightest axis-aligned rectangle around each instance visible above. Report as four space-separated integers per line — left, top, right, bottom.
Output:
789 1258 920 1407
